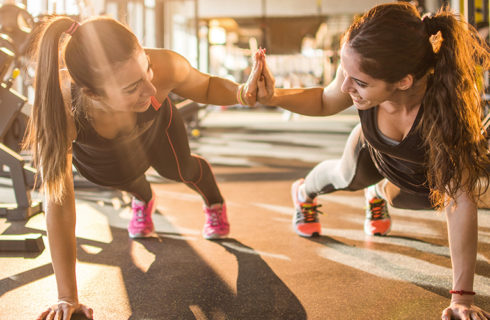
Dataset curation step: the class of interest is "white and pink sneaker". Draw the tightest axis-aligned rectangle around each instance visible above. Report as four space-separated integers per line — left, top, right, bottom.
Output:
202 203 229 239
128 192 156 238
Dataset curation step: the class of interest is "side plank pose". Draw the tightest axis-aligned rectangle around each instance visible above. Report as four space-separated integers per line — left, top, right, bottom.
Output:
254 3 490 320
26 17 262 320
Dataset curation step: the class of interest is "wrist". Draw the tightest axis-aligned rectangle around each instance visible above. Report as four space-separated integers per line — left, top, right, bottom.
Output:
58 295 78 305
268 91 280 106
236 84 246 105
450 290 475 305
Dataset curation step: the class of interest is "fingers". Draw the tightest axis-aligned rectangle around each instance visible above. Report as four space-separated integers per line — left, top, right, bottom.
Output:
442 307 453 320
82 305 94 319
39 302 91 320
472 312 484 320
247 59 262 92
482 309 490 320
462 310 471 320
252 48 262 68
46 309 56 320
249 50 264 85
37 309 51 320
262 61 275 91
62 308 74 320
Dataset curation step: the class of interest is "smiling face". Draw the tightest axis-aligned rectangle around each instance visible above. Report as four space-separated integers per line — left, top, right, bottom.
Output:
340 43 397 110
94 48 157 113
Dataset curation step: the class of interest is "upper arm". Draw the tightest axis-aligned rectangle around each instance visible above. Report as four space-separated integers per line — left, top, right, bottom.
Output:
321 65 353 116
59 69 77 142
45 152 76 219
145 48 211 102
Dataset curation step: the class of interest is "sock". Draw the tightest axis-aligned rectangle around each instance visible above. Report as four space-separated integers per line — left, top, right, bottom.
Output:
365 185 377 200
206 202 223 209
365 184 385 200
298 184 312 203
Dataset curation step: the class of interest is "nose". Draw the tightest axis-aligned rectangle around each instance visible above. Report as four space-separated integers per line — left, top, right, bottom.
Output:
340 76 354 94
340 77 357 93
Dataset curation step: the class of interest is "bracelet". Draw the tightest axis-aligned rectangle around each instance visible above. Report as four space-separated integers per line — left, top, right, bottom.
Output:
236 84 246 105
449 290 476 295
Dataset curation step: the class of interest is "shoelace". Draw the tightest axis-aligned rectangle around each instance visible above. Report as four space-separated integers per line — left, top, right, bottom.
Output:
300 203 323 222
369 198 386 220
206 208 222 226
133 204 148 223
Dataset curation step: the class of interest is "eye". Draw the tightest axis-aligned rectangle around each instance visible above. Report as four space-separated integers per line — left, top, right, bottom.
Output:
355 80 367 88
126 85 138 94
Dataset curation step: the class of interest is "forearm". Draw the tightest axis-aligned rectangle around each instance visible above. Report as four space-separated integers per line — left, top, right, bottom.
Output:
202 76 240 106
46 188 78 302
269 87 328 116
445 194 478 304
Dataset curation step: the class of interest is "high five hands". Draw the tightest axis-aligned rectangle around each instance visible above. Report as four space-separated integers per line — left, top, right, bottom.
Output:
241 48 275 106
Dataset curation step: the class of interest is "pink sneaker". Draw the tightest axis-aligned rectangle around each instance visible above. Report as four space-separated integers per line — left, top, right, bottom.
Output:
128 193 156 238
202 203 229 239
291 179 322 237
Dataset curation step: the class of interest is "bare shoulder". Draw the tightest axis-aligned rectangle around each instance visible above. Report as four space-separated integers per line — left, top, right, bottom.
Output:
59 69 77 142
144 48 192 87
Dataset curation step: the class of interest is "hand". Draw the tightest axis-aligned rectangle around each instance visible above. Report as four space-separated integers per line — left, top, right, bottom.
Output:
241 48 266 106
441 302 490 320
37 300 93 320
256 51 275 105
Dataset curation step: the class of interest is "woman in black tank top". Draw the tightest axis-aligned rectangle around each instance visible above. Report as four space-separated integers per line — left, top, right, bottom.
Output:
253 3 489 319
25 17 264 319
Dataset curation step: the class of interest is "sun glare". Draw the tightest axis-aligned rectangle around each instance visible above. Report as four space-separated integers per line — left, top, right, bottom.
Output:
26 0 80 16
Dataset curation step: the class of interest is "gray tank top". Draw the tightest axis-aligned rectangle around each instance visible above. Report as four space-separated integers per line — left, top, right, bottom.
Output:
358 105 430 195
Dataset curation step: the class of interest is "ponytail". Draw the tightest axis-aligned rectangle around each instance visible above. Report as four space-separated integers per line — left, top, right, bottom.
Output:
420 7 490 208
24 17 75 203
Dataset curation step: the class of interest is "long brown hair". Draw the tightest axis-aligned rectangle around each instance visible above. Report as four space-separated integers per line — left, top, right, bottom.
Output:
344 2 490 208
24 17 140 202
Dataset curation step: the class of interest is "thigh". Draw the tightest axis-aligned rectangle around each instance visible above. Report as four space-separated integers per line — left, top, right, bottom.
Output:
148 103 197 181
383 180 433 210
305 123 384 196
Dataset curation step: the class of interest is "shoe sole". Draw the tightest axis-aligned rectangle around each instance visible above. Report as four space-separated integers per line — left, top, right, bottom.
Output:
292 220 321 237
203 233 229 240
128 230 155 239
363 222 391 236
293 229 320 238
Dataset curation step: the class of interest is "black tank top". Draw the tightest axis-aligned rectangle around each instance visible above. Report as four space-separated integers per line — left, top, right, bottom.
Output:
71 90 168 187
358 106 430 195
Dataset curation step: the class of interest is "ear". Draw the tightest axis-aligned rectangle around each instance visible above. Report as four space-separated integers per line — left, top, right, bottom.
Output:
396 74 414 91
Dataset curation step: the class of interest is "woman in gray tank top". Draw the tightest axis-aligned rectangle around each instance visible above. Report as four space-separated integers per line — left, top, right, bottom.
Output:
254 2 489 319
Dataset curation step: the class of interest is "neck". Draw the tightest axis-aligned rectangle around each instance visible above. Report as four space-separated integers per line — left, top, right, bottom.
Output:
381 75 428 114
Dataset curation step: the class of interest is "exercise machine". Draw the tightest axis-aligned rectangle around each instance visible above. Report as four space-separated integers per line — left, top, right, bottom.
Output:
0 3 43 253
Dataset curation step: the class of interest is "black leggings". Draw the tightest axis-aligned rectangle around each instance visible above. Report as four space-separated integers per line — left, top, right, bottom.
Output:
304 124 432 210
116 103 222 206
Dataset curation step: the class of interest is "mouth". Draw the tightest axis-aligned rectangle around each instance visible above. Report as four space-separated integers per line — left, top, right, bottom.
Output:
137 97 151 107
351 96 363 104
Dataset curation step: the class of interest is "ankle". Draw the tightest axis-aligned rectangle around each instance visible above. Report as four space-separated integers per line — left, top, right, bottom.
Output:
205 202 225 210
298 185 315 203
366 185 384 200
